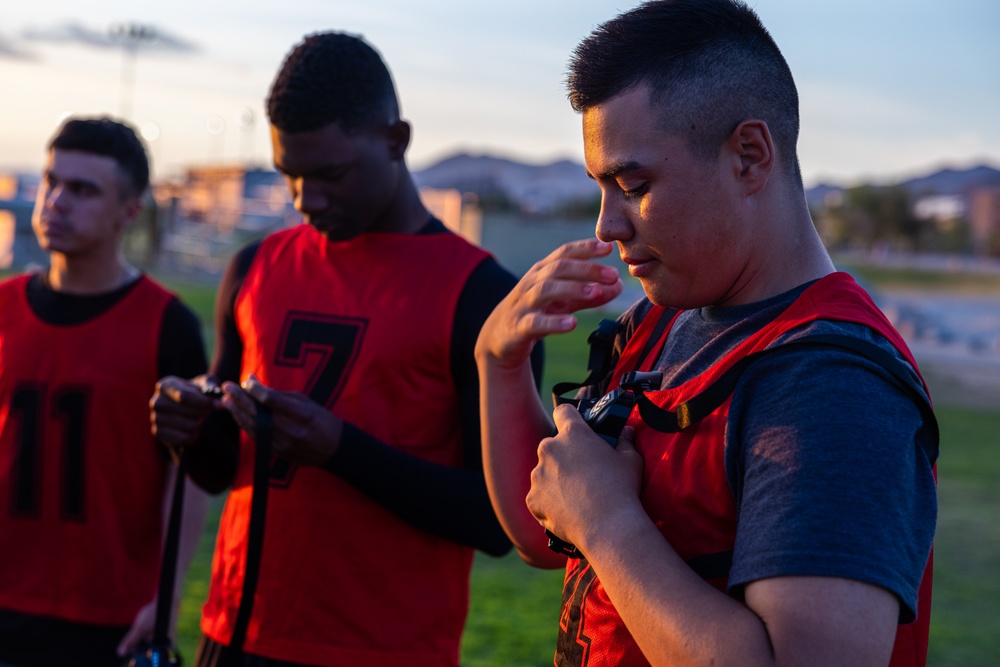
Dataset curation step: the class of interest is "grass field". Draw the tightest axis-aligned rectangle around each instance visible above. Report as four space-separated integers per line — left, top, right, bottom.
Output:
147 274 1000 665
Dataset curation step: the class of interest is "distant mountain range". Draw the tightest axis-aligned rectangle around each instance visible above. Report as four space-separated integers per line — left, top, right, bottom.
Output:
806 164 1000 209
413 153 598 213
413 152 1000 214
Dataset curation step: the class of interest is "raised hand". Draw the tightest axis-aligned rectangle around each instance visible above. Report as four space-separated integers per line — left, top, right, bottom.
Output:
475 238 622 370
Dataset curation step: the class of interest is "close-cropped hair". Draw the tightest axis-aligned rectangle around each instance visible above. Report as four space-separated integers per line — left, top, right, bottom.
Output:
48 116 150 198
568 0 802 184
267 31 400 134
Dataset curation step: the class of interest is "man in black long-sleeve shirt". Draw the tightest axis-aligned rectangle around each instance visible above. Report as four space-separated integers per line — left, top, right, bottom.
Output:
149 32 541 667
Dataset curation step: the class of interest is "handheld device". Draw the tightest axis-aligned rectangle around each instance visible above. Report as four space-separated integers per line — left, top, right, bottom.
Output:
546 371 662 558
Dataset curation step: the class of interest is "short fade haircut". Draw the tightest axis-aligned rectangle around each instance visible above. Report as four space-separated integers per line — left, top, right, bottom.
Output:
568 0 802 185
267 31 400 134
48 116 150 198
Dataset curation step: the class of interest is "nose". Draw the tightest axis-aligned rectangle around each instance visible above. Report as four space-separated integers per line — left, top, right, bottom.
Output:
292 177 327 217
595 195 632 244
46 183 70 211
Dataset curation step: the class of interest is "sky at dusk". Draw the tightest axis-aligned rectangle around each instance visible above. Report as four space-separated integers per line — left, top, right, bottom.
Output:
1 0 997 187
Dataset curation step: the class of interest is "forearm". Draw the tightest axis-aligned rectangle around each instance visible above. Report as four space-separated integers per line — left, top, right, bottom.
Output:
479 358 564 568
324 423 511 555
582 506 775 667
175 478 209 586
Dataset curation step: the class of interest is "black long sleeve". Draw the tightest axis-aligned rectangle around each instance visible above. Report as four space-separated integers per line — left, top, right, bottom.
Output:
324 257 544 555
179 243 256 493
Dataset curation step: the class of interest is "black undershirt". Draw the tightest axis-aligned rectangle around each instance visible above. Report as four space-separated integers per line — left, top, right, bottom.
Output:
186 219 542 556
24 272 207 381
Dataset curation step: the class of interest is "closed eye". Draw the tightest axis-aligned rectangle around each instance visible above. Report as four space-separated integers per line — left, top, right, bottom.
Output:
621 183 648 199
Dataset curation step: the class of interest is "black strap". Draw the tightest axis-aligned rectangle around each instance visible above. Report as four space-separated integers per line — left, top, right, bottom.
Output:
552 309 673 409
228 403 274 655
633 308 673 378
152 450 188 646
551 318 620 406
635 334 939 461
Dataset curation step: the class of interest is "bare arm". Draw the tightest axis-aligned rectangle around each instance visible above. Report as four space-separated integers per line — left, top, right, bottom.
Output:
582 494 898 666
474 238 623 567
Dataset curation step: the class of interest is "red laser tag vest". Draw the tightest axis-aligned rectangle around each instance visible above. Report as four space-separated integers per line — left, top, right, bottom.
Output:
556 273 934 667
201 224 490 667
0 274 173 624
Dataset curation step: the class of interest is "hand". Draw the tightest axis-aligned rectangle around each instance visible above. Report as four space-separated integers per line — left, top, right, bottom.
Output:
222 374 343 467
149 375 222 448
116 597 176 657
526 404 644 554
475 238 622 370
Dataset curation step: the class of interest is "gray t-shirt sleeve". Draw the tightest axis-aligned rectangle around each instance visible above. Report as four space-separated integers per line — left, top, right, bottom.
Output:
724 331 937 622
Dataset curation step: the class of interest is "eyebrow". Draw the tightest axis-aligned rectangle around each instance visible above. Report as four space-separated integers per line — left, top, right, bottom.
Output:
45 169 103 193
586 160 643 181
273 161 350 179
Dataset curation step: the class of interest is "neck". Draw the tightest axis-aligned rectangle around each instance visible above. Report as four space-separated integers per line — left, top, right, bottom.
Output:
727 187 836 306
46 253 138 295
382 170 434 234
760 193 837 291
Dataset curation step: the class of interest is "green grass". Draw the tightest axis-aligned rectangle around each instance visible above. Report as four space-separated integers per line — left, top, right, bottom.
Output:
924 406 1000 667
152 273 1000 665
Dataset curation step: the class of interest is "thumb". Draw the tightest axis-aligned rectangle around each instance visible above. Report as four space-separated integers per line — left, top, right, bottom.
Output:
615 425 637 452
116 622 144 657
243 375 309 417
242 373 270 402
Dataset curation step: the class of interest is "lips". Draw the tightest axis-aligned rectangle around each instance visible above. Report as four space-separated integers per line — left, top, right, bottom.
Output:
36 218 70 235
621 254 655 278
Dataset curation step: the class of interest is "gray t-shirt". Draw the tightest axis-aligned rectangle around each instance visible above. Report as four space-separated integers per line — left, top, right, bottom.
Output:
591 282 937 622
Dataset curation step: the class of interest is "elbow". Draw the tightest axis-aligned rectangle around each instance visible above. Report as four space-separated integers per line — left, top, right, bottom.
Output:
479 530 514 558
516 546 567 570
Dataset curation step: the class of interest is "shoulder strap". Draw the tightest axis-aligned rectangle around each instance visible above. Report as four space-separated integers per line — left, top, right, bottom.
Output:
635 334 939 461
551 318 620 407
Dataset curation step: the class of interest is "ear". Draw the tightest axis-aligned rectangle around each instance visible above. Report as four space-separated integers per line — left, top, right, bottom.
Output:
116 196 144 231
726 119 773 196
385 120 411 161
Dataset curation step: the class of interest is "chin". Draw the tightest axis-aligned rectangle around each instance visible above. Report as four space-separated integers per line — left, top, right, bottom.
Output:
643 283 701 310
309 223 360 242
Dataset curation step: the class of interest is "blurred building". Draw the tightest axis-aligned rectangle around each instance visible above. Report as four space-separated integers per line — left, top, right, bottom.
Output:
0 171 42 270
419 187 482 245
968 187 1000 257
152 165 297 273
148 166 479 275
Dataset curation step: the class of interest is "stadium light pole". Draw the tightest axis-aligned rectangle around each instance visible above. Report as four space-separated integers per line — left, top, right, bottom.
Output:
110 23 157 121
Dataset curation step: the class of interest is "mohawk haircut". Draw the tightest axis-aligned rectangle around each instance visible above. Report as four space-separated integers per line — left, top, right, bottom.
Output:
568 0 802 185
267 31 400 134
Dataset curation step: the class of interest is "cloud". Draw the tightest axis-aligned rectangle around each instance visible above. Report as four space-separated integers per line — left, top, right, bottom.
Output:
20 21 199 54
0 34 36 60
